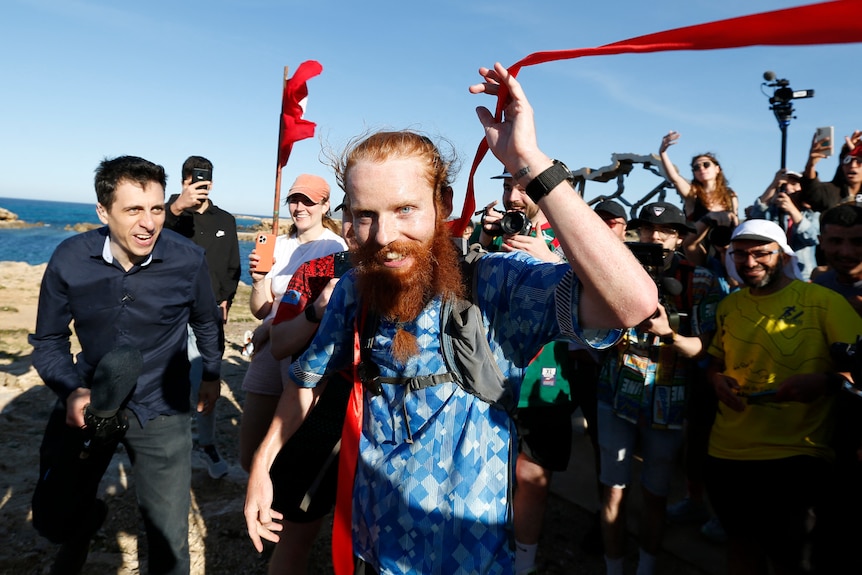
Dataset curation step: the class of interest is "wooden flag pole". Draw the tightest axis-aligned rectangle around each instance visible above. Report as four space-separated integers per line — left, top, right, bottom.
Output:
272 65 289 235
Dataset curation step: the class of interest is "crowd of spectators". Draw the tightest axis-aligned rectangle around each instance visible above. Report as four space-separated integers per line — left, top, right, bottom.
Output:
28 58 862 575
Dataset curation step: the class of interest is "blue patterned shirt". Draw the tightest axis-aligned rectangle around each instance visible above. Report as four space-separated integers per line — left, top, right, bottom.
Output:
290 250 619 574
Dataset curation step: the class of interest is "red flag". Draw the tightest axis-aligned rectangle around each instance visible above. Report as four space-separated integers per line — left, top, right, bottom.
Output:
452 0 862 237
278 60 323 167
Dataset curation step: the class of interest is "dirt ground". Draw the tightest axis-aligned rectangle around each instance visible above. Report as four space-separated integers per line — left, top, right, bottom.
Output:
0 261 709 574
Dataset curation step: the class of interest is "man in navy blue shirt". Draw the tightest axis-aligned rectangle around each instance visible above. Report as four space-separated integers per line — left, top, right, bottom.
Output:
29 155 223 575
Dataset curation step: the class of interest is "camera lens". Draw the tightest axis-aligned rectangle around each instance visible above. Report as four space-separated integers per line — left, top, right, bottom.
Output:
500 211 529 235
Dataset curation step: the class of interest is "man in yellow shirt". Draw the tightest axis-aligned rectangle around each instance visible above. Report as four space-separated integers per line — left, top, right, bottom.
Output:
705 219 862 575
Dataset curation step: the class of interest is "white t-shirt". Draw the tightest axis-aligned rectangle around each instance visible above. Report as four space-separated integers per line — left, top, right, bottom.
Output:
265 228 347 321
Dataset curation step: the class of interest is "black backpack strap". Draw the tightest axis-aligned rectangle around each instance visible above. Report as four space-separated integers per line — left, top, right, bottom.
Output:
357 309 383 395
439 296 516 415
357 308 459 393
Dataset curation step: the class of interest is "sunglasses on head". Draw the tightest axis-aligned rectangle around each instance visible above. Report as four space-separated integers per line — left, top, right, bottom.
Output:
691 161 714 170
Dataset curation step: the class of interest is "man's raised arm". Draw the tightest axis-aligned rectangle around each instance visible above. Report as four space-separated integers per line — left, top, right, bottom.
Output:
471 62 657 329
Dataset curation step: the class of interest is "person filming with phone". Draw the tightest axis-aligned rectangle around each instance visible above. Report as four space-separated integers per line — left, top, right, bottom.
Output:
165 155 240 479
239 174 347 474
799 129 862 211
747 168 820 281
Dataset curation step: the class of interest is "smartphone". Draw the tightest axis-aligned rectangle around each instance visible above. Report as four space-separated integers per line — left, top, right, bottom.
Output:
253 233 276 274
746 389 776 398
332 250 352 278
815 126 834 157
745 389 778 404
191 167 212 189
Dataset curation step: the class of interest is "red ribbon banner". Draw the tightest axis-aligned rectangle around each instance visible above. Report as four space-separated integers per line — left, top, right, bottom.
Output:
451 0 862 237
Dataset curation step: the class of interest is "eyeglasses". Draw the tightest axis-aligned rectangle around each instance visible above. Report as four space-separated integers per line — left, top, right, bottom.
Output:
729 249 780 263
287 195 319 206
638 225 679 239
691 161 714 170
843 155 862 166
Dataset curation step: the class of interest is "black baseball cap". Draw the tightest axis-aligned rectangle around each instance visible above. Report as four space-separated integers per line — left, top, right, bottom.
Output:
593 200 626 220
490 170 512 180
627 201 696 234
333 194 348 212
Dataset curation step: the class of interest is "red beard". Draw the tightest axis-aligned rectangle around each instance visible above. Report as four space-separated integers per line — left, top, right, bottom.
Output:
355 219 464 363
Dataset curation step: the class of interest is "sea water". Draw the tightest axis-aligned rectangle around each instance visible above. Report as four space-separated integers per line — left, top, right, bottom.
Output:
0 196 260 270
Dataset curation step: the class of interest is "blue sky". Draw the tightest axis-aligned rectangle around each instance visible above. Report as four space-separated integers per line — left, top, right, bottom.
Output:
2 0 860 221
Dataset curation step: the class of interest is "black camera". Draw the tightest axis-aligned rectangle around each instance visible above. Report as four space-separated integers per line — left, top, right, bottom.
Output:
626 242 684 330
332 250 353 278
763 71 814 127
485 209 533 237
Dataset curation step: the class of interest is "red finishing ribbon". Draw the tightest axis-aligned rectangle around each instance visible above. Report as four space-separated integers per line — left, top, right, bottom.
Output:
450 0 862 237
332 320 364 575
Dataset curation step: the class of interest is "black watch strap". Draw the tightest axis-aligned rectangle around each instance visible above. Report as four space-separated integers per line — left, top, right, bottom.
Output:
525 160 571 204
304 304 321 323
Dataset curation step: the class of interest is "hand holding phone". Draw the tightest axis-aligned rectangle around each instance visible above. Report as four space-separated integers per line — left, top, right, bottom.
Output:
184 167 213 207
252 233 276 274
191 167 212 188
815 126 834 157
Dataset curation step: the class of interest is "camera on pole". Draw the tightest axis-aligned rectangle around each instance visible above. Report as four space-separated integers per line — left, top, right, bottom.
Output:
762 71 814 169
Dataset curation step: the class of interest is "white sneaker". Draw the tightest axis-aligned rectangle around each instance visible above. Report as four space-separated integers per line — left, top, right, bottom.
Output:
241 330 254 357
195 443 228 479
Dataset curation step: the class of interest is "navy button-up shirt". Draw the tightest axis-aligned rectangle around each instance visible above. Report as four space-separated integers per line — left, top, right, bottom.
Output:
29 226 223 425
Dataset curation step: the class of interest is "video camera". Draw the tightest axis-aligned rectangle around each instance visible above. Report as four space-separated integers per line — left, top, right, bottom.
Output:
626 242 684 331
764 72 814 109
762 71 814 168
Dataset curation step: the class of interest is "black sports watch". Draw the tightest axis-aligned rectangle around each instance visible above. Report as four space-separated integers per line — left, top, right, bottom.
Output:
304 304 321 323
525 160 573 204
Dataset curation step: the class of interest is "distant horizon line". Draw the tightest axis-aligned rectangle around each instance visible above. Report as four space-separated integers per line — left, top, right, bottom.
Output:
0 195 269 221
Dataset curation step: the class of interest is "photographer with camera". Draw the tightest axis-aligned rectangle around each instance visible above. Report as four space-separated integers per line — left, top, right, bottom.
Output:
747 168 820 281
597 201 724 575
471 168 564 262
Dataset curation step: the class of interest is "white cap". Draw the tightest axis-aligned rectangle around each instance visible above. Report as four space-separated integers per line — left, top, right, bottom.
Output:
725 219 803 284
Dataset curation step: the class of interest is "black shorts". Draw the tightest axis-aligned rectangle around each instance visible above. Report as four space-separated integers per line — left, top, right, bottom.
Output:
270 375 351 523
515 405 574 471
704 455 828 571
